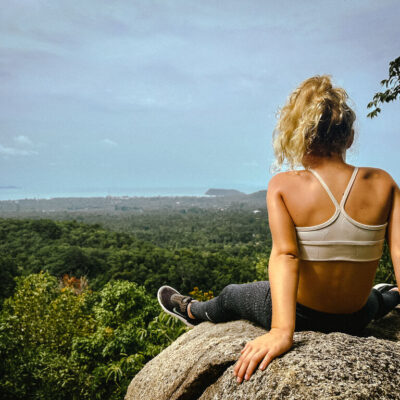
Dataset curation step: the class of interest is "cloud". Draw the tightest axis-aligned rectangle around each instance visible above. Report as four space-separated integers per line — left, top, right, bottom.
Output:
0 144 38 156
14 135 33 145
101 138 118 146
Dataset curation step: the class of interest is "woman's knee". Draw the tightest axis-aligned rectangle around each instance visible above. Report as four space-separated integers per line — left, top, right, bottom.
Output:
218 284 240 309
220 284 240 299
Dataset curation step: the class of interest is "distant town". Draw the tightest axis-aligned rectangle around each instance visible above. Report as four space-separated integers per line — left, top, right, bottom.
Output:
0 188 267 217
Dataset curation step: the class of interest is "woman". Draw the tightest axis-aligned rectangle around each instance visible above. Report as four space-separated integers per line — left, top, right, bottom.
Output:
157 75 400 384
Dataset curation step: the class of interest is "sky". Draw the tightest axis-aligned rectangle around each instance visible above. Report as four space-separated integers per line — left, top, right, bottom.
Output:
0 0 399 199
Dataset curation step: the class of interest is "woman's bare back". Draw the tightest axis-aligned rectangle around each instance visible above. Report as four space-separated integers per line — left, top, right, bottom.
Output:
275 165 394 313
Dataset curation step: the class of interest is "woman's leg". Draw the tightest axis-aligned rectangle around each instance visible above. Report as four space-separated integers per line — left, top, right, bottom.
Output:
189 281 272 330
343 287 400 334
371 287 400 320
187 283 399 334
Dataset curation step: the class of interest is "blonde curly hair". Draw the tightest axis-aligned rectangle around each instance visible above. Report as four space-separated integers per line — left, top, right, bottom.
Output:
272 75 356 170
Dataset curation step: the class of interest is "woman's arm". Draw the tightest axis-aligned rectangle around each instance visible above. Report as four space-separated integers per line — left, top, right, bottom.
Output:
387 176 400 289
233 173 300 383
268 174 300 335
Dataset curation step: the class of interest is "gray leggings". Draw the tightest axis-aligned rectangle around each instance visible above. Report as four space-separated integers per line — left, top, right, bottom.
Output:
189 281 400 335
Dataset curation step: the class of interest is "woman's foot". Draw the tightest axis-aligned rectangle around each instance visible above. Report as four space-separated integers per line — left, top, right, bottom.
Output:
157 285 201 328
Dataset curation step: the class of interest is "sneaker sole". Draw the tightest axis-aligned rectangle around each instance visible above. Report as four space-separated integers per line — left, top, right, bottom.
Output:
373 283 398 292
157 285 196 328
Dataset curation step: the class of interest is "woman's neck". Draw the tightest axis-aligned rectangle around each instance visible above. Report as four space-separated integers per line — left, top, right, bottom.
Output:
302 152 349 170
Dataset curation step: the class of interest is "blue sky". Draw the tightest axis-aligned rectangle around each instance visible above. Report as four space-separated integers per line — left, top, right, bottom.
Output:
1 0 399 198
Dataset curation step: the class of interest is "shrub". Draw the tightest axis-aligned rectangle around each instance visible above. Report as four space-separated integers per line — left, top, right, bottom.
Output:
0 272 187 400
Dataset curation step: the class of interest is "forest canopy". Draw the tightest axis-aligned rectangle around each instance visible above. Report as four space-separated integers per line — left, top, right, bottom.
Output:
0 211 395 399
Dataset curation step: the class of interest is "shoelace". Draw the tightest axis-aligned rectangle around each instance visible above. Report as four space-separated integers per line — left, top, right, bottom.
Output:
171 294 193 314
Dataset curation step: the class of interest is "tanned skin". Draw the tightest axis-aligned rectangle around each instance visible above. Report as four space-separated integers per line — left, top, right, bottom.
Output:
230 151 400 384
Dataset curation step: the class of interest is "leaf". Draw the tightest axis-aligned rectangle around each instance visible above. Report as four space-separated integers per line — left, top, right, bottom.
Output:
367 56 400 117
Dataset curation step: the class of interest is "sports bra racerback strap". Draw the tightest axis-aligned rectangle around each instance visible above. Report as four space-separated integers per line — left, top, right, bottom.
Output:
308 167 359 209
297 166 387 262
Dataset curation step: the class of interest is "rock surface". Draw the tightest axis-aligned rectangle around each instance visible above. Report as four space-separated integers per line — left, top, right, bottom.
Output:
125 307 400 400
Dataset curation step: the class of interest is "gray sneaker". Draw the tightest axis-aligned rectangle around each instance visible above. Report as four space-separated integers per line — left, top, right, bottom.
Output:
157 285 201 328
373 283 398 293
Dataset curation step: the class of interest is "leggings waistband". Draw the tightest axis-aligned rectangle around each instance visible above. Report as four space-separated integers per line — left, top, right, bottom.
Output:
296 301 367 320
294 295 377 334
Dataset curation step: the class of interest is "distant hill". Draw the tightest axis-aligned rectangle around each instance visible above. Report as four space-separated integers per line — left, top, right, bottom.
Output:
205 188 266 201
247 190 267 200
205 188 245 197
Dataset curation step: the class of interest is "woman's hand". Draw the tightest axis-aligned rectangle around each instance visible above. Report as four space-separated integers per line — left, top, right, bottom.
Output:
233 328 293 383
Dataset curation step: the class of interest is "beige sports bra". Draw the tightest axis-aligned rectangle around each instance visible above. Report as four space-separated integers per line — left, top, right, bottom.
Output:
295 167 388 262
